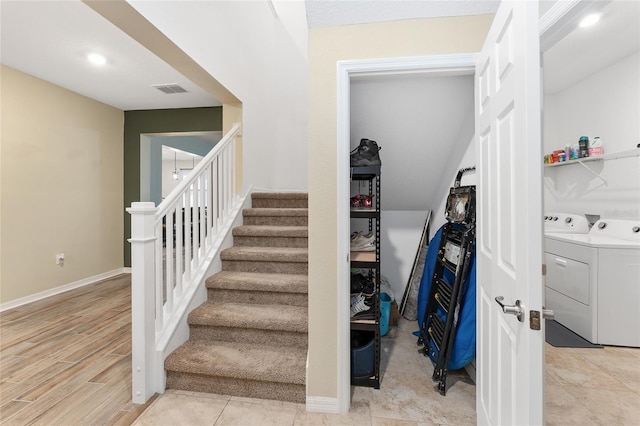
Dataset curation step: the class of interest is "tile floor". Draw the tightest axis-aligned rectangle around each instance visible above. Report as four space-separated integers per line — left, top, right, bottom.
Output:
134 318 640 425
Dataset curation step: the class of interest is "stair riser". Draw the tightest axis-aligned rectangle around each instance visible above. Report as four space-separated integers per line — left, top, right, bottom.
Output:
166 372 305 403
222 260 307 275
233 236 308 248
243 216 308 226
251 199 308 209
190 326 307 348
207 288 308 307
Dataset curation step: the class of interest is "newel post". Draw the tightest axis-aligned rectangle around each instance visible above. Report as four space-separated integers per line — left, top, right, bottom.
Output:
127 202 160 404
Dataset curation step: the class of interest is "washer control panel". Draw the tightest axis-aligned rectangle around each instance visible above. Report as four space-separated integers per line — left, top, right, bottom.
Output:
544 213 590 234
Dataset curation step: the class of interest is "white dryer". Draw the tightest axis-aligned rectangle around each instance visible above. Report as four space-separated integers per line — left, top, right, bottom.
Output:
544 212 590 235
545 218 640 347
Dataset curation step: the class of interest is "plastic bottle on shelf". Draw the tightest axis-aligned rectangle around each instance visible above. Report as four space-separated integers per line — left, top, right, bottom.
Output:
589 136 603 156
579 136 589 158
571 145 580 160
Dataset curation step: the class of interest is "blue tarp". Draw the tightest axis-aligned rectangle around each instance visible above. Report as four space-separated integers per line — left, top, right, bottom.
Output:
414 224 476 370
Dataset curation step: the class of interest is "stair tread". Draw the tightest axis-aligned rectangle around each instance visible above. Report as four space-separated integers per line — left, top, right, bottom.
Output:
206 271 307 293
243 208 308 216
233 225 308 237
189 301 308 332
166 340 306 385
221 246 308 262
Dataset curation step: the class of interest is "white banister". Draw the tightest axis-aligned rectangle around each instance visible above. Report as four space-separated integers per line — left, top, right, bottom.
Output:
127 202 162 402
127 123 243 404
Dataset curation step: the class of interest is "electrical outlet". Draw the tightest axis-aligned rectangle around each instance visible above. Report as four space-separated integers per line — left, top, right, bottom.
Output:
56 253 65 266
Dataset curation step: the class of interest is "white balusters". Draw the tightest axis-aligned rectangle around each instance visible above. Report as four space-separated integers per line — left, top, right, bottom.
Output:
128 123 242 404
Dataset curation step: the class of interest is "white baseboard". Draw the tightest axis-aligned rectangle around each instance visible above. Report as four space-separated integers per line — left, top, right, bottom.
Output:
0 268 129 312
306 396 340 414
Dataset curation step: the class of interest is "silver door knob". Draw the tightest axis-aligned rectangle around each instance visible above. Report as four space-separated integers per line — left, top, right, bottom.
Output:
495 296 525 322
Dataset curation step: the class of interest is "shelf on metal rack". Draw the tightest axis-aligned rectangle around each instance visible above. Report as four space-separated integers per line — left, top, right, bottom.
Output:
350 208 379 219
350 165 381 179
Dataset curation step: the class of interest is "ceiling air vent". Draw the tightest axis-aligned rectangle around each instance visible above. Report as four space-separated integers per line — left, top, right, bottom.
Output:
152 84 188 94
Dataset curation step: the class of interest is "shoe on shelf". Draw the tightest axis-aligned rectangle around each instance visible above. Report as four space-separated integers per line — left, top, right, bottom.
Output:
351 237 376 252
351 272 375 296
350 293 370 317
350 232 374 250
351 231 364 242
350 194 375 209
350 194 363 208
350 138 381 167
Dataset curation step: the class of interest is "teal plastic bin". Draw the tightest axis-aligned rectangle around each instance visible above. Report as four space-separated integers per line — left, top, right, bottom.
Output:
380 292 392 336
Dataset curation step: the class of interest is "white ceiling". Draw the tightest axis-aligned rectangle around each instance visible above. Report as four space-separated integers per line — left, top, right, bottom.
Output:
162 145 204 164
542 0 640 94
305 0 499 28
0 1 220 111
0 1 500 113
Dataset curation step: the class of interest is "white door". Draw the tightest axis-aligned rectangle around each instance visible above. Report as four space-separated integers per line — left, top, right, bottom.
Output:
475 1 545 425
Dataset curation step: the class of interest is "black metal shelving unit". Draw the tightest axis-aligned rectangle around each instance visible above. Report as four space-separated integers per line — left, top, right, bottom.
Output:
417 167 476 396
350 165 381 389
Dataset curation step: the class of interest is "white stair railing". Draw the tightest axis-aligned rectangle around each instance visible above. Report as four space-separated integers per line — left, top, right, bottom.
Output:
127 123 243 403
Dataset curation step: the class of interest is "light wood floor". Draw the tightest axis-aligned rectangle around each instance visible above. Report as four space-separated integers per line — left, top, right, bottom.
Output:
0 274 155 425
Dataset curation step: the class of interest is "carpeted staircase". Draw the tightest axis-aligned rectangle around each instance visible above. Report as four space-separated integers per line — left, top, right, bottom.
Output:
164 192 308 403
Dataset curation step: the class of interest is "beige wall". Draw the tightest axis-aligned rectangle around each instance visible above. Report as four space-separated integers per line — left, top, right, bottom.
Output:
307 15 493 399
1 65 124 304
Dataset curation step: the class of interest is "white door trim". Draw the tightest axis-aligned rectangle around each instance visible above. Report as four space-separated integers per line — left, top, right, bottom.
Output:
539 0 608 52
336 53 476 412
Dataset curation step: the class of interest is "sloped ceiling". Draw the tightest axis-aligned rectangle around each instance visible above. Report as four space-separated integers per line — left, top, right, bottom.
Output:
350 74 475 212
542 1 640 94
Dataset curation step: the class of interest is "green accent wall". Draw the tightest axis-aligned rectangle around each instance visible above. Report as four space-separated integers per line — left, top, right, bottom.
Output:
124 107 222 266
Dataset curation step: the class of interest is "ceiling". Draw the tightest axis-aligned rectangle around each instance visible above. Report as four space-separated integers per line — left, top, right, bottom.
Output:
542 0 640 94
0 1 220 111
1 1 636 109
0 1 499 112
305 0 499 28
162 145 203 164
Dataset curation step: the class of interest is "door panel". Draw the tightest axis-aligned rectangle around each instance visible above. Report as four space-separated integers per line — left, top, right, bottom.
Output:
475 1 544 425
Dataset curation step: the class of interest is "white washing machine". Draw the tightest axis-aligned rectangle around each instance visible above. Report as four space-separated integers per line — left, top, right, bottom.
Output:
545 217 640 347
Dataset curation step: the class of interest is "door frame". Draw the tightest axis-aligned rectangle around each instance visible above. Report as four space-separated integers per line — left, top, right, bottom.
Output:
335 0 592 414
336 53 477 411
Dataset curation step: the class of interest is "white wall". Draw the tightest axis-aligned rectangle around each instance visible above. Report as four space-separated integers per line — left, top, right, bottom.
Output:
431 135 477 238
129 0 308 192
379 211 429 300
543 51 640 219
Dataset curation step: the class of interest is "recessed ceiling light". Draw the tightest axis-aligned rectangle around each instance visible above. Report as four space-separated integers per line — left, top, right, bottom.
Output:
579 13 601 28
87 53 107 66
